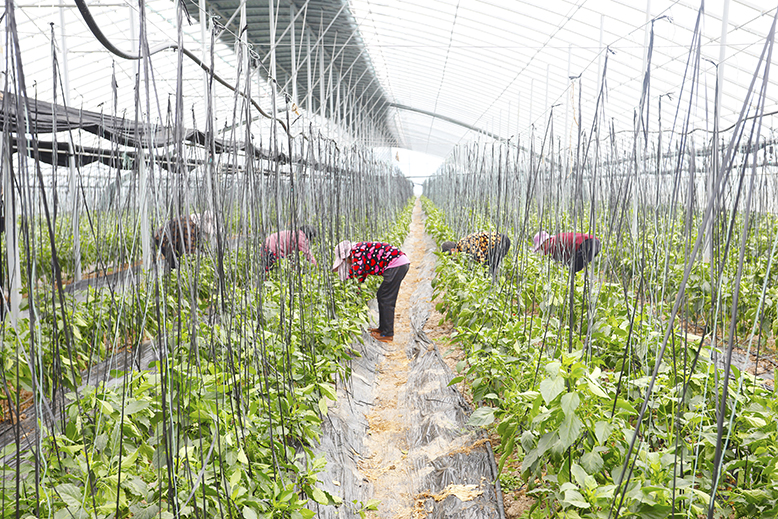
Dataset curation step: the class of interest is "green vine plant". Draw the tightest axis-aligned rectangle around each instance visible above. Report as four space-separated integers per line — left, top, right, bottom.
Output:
422 196 778 518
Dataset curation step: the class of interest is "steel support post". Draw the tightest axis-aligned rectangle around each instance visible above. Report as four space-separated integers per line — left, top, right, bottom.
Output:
2 137 21 324
59 6 81 281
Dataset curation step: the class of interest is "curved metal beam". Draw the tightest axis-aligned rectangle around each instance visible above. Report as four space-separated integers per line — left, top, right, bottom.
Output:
389 103 501 140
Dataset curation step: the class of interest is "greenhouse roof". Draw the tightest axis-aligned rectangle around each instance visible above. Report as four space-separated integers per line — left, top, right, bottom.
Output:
5 0 778 159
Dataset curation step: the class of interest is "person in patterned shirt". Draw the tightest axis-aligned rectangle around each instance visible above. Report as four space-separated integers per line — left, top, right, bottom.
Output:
154 211 213 270
331 240 410 343
441 231 511 276
532 231 601 273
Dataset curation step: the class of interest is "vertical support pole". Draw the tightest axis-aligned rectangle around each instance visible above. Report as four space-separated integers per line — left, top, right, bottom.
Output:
198 0 215 222
634 0 651 237
269 0 282 231
705 0 729 263
335 56 342 142
529 78 534 131
2 138 21 324
130 4 150 269
140 150 150 269
59 6 80 281
241 0 248 81
540 65 549 218
328 32 337 135
564 44 571 172
199 0 208 94
289 5 298 106
319 18 326 122
306 29 313 114
597 14 604 95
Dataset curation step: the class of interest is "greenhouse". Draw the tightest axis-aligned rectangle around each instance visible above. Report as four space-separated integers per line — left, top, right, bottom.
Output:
2 0 778 517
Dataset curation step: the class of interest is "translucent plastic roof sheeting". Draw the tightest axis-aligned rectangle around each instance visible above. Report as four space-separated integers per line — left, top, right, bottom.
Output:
348 0 778 157
5 0 778 160
3 0 318 156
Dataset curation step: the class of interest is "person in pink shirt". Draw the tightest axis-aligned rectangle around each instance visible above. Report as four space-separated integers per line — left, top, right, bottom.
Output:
262 226 317 271
533 231 601 273
331 240 410 342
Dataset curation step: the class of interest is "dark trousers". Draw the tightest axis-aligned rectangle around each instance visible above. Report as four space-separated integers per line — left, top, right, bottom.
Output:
572 238 602 273
376 263 409 336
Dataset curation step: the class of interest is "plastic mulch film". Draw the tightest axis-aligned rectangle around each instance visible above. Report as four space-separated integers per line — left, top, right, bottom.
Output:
308 327 389 518
308 226 505 518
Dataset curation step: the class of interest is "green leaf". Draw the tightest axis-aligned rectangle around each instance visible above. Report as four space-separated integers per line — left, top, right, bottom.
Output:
124 400 150 415
97 398 113 416
559 414 583 450
635 503 672 519
364 499 381 510
318 398 329 417
539 375 565 405
237 448 249 465
120 447 140 469
229 468 242 488
297 509 316 519
615 398 636 414
243 506 259 519
129 504 160 519
523 431 556 470
545 361 562 377
56 483 82 507
587 378 608 398
580 451 604 474
447 375 465 386
562 488 590 509
594 421 612 445
467 407 495 427
520 430 535 451
560 392 580 417
318 383 337 401
312 488 329 505
570 463 588 488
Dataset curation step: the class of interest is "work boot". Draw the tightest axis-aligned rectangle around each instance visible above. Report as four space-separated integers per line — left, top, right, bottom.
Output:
370 329 393 343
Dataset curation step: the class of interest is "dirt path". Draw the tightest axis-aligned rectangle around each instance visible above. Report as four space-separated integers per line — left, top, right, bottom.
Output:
359 198 431 518
313 198 504 519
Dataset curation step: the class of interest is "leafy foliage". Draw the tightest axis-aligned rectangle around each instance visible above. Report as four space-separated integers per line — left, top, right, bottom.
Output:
422 196 778 518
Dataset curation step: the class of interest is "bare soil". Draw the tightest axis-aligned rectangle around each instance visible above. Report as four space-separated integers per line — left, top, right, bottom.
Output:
361 199 532 518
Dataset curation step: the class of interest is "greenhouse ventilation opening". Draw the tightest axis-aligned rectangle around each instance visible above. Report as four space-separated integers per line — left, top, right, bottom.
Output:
3 0 778 518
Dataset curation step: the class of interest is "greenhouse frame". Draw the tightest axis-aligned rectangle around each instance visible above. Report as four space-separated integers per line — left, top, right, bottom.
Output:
2 0 778 518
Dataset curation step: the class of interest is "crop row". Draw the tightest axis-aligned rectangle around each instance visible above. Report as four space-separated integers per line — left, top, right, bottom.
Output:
0 199 414 519
422 197 778 518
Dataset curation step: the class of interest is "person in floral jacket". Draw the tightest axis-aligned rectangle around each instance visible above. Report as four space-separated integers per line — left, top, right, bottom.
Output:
331 241 410 343
154 211 213 270
441 231 511 276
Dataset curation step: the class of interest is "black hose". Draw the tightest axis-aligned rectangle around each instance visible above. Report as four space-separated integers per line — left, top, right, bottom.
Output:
72 0 292 136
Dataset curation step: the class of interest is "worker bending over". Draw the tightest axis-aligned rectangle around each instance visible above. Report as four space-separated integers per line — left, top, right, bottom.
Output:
154 211 213 270
441 231 511 277
262 225 318 271
532 231 601 273
331 240 410 343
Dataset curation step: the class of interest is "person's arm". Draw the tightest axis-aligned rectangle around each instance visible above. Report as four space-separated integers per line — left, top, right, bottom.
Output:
297 231 317 265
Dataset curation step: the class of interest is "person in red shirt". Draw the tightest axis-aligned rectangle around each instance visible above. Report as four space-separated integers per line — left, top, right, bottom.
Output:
331 240 410 342
262 226 317 271
533 231 601 273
